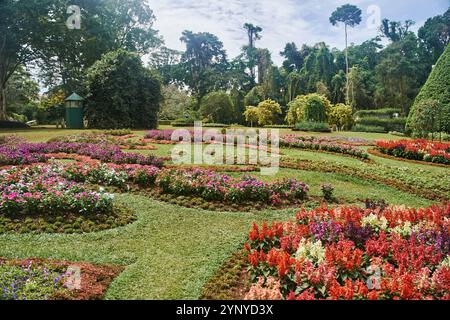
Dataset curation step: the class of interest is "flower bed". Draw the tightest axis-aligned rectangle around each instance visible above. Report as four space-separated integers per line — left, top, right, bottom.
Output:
244 203 450 300
0 261 70 300
156 169 309 206
0 142 163 167
0 165 135 233
376 139 450 165
0 258 123 300
280 157 450 201
280 135 369 160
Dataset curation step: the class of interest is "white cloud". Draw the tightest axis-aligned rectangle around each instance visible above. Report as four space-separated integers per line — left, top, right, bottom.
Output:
147 0 449 65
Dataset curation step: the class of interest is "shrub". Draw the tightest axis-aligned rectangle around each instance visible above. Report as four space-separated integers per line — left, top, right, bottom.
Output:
321 184 335 201
303 96 327 123
294 122 331 133
329 104 353 130
103 129 132 136
171 119 195 127
200 91 234 124
406 99 448 137
352 124 386 133
355 117 406 132
354 108 402 118
256 100 282 126
0 120 29 129
407 44 450 134
286 94 332 125
158 120 172 126
85 49 162 129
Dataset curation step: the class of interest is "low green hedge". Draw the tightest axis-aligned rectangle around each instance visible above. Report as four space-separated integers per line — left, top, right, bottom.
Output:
0 120 30 129
203 123 231 128
294 122 331 133
158 120 172 126
171 119 195 127
352 124 386 133
354 108 402 118
355 117 406 132
264 125 294 129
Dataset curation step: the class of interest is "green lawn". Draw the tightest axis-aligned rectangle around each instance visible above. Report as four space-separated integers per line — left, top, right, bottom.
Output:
0 127 445 299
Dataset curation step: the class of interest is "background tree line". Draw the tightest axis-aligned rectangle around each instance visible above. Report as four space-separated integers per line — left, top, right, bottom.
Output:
1 1 449 130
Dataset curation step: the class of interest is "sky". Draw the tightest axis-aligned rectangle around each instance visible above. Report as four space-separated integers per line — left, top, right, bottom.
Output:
147 0 450 64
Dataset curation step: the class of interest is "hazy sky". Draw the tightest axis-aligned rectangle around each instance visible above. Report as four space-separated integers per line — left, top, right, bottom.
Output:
147 0 449 64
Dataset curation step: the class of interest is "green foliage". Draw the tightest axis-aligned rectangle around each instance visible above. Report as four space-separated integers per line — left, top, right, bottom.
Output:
329 103 353 130
294 122 331 132
375 33 428 113
255 99 282 126
171 119 195 127
354 108 403 118
179 31 228 106
407 44 450 134
418 8 450 64
355 117 406 132
200 91 234 124
159 85 191 120
407 99 448 137
244 86 265 107
286 93 331 125
303 95 328 123
243 106 259 126
352 124 387 133
329 4 362 27
85 50 162 129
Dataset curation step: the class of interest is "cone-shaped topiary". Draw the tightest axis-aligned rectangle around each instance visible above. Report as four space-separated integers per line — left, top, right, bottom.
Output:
407 44 450 134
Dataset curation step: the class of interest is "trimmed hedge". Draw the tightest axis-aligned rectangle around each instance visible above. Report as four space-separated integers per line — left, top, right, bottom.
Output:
354 108 402 118
171 119 195 127
352 124 386 133
407 44 450 134
294 122 331 133
355 117 406 132
158 120 172 126
0 120 30 129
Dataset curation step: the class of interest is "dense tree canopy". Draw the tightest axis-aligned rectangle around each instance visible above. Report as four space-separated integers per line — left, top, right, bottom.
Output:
85 50 162 129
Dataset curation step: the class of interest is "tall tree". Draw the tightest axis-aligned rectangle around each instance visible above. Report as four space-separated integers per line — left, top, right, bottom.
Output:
179 31 228 108
0 0 42 120
380 19 415 42
243 23 263 83
418 8 450 64
329 4 362 105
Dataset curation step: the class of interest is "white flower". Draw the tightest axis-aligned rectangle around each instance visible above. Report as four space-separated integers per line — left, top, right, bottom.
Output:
295 239 325 264
362 214 388 231
390 221 413 237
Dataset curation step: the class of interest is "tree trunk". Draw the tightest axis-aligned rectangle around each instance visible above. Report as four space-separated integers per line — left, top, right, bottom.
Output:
345 23 350 106
0 86 6 121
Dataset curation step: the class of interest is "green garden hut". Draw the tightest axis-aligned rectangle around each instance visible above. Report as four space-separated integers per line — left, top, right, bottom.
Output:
65 92 84 129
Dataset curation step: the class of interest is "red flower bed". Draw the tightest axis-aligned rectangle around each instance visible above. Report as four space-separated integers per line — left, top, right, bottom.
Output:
376 139 450 165
244 203 450 300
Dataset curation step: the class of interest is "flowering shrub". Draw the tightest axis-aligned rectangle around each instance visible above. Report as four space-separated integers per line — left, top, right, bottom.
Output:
244 203 450 300
156 169 309 205
281 135 369 159
0 142 164 167
376 139 450 165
